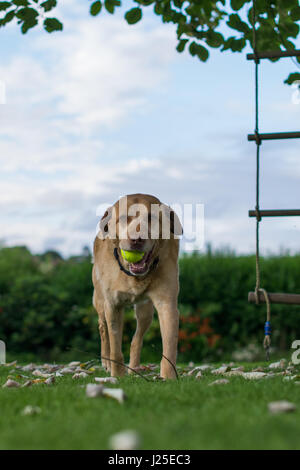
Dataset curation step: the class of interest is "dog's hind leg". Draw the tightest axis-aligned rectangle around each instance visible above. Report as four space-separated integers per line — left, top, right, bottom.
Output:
129 300 154 373
93 291 111 372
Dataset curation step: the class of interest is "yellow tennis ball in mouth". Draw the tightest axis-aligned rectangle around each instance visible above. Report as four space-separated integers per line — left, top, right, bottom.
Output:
121 249 145 264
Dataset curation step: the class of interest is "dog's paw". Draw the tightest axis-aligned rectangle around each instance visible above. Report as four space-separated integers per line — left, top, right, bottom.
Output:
160 360 178 380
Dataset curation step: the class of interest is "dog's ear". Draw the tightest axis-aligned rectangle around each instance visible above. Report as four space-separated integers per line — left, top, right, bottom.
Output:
98 206 113 239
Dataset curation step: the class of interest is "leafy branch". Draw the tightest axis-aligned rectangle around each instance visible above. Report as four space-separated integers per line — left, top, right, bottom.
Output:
1 0 300 84
0 0 62 33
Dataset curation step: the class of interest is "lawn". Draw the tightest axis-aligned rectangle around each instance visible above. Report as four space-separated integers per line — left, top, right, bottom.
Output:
0 360 300 450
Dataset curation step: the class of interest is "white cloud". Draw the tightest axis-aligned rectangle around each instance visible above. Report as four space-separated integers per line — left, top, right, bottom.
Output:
0 4 179 254
0 0 299 256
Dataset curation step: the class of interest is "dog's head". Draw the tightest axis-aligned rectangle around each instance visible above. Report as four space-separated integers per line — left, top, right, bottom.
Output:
98 194 182 276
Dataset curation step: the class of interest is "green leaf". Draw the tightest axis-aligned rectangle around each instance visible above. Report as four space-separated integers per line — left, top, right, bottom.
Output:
43 17 63 32
189 42 209 62
0 2 11 10
205 30 224 48
291 6 300 21
104 0 120 14
41 0 57 12
280 0 298 8
173 0 183 7
90 1 102 16
227 13 249 33
231 37 245 51
0 8 14 26
222 36 245 52
284 72 300 85
125 7 142 25
176 38 188 53
154 1 163 15
279 21 299 39
230 0 247 11
136 0 154 5
21 17 37 33
189 42 196 56
12 0 29 6
15 7 38 20
284 40 296 50
196 44 209 62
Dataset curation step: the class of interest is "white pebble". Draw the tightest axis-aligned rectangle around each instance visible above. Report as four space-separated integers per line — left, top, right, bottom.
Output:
60 367 75 374
72 372 89 379
21 405 41 416
32 370 51 378
21 363 36 372
68 361 81 367
188 366 210 376
95 377 118 384
45 376 55 385
4 361 17 368
209 379 229 386
103 387 127 403
197 364 212 371
268 400 296 414
109 430 140 450
86 383 103 397
242 372 267 380
211 366 230 375
225 370 244 377
2 379 20 388
22 380 33 388
269 359 286 369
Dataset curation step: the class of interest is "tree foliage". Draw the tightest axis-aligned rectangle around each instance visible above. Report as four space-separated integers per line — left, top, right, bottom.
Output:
0 1 299 83
0 0 62 33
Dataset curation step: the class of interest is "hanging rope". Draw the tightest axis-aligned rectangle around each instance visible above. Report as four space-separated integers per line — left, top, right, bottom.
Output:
251 0 271 360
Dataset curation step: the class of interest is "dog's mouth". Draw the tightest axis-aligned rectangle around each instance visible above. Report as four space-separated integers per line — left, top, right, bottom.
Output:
128 249 153 276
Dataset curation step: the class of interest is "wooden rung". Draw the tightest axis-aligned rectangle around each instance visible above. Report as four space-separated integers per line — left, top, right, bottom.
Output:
247 50 300 60
248 292 300 305
249 209 300 218
248 131 300 141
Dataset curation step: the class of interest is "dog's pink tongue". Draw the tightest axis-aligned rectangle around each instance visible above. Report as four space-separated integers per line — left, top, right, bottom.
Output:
130 264 146 274
130 252 149 273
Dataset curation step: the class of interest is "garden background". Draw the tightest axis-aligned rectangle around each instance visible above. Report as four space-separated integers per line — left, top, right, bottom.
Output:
1 244 300 364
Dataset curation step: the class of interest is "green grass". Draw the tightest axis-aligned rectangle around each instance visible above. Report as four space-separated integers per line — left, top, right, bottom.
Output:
0 362 300 450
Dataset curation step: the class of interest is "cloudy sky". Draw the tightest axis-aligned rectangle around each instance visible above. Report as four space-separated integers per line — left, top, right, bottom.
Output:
0 0 299 256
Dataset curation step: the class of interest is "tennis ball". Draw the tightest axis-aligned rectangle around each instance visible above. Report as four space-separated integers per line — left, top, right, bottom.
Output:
121 249 145 263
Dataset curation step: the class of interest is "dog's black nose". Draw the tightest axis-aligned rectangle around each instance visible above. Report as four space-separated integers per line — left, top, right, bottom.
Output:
129 237 144 250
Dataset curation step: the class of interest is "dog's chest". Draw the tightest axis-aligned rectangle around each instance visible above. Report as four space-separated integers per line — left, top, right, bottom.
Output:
113 286 148 307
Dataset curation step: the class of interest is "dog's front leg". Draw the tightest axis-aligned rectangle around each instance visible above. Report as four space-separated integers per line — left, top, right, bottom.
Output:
105 302 126 377
150 297 179 379
129 301 154 372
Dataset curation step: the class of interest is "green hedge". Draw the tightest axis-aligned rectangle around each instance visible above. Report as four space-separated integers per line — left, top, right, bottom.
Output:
0 246 299 362
179 251 300 359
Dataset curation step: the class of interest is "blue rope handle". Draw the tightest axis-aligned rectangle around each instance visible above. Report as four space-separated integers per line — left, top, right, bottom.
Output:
264 321 271 336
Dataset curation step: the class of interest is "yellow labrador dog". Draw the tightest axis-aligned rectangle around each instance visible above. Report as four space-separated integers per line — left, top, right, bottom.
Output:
92 194 182 379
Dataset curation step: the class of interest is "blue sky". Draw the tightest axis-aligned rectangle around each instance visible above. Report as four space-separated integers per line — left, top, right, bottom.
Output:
0 0 299 256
